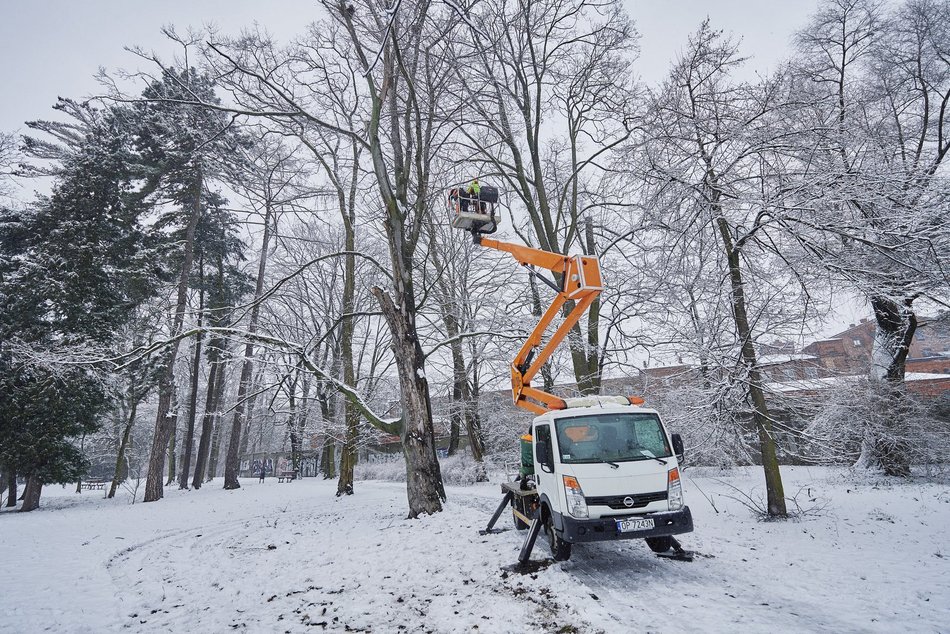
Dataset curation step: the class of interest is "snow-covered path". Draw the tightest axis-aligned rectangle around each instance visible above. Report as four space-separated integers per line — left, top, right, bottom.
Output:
1 468 948 633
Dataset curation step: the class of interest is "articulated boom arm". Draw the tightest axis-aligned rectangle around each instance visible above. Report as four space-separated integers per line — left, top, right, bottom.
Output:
475 236 603 415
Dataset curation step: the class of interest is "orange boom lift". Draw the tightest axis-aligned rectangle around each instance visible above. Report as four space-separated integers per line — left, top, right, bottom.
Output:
449 182 643 414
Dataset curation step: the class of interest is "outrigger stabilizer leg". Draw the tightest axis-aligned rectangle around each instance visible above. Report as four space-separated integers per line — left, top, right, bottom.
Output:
479 490 514 535
655 536 695 562
517 512 543 566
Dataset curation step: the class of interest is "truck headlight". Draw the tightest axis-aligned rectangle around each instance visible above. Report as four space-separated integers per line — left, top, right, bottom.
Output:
668 467 683 511
563 475 588 519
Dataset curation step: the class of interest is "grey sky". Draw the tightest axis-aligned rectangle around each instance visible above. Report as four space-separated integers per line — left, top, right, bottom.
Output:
0 0 865 335
0 1 819 136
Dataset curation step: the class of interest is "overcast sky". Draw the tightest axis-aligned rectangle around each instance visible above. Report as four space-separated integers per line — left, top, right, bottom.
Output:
0 0 868 334
0 0 820 136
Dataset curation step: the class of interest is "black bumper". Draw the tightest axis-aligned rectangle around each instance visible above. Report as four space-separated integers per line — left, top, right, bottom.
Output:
557 506 693 544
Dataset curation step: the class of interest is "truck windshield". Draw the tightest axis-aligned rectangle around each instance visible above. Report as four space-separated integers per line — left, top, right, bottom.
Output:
554 412 672 464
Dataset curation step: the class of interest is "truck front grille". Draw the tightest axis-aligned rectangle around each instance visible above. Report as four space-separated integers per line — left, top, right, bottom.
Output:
585 491 667 509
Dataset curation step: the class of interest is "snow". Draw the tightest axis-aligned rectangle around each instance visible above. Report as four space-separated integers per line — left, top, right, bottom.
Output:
767 372 950 393
1 468 949 632
756 353 817 366
561 395 633 408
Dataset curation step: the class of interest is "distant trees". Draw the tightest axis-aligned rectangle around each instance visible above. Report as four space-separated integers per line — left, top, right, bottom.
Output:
130 64 243 502
3 0 947 517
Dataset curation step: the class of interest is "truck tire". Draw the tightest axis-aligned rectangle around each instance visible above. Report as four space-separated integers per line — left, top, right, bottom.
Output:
545 514 572 561
645 536 672 553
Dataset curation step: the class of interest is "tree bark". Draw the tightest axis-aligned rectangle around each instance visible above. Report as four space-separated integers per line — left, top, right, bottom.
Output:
447 394 461 457
179 276 204 489
207 419 222 482
195 259 229 488
373 287 445 517
223 202 273 489
108 397 138 499
867 296 916 476
716 216 787 517
165 398 178 486
19 476 42 512
143 171 203 502
5 470 15 507
321 441 337 480
192 356 219 488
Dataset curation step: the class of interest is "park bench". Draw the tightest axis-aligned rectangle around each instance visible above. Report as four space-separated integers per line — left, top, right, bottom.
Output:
277 471 296 483
81 480 105 490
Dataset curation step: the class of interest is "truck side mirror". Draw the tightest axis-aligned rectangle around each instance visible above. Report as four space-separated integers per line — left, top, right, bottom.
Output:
535 441 552 471
671 433 685 464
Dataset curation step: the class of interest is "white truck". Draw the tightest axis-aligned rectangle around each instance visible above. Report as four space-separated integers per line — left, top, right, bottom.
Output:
485 398 694 563
452 184 694 563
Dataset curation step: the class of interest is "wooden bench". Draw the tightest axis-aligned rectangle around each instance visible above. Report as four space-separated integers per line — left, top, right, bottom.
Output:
277 471 296 483
81 480 106 490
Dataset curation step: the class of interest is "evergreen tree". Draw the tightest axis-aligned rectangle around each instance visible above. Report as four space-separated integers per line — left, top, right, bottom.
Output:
129 66 245 502
0 104 155 511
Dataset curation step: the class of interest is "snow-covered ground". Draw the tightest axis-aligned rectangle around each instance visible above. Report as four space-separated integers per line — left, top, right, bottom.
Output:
1 467 948 633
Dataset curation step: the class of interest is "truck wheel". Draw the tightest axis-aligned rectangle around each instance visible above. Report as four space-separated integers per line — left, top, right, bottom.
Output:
545 515 572 561
511 498 528 530
645 536 672 553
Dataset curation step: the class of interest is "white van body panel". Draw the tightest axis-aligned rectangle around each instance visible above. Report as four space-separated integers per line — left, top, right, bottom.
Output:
532 404 679 520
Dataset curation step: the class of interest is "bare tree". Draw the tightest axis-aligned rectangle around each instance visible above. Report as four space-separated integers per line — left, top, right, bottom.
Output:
790 0 950 474
454 0 638 394
630 22 808 516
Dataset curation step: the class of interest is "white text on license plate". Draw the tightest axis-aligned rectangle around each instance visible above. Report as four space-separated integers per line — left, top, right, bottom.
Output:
616 517 655 533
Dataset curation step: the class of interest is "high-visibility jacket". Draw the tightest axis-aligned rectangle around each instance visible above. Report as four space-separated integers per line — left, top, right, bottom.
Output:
468 181 481 196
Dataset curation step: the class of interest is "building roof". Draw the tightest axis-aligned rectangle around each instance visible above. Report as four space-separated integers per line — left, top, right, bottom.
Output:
757 353 817 366
765 372 950 394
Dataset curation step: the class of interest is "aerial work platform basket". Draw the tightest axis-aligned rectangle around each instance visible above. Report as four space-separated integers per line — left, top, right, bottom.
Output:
449 184 501 234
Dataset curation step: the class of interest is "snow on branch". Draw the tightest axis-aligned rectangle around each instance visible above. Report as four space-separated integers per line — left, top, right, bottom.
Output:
423 329 527 360
101 326 404 436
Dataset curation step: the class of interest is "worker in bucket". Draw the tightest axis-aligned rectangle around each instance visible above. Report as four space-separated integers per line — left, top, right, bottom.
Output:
467 177 484 213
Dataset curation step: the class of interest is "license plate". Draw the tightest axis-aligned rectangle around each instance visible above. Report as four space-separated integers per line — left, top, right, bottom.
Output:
616 517 655 533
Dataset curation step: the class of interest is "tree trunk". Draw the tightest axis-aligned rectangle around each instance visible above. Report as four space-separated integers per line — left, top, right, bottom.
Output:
716 216 787 517
207 422 222 482
143 172 203 502
871 296 917 381
75 432 86 493
108 397 138 499
321 441 337 479
165 399 178 486
336 183 360 497
179 277 204 490
465 384 485 465
192 356 219 488
195 259 229 488
5 470 15 507
223 358 254 489
373 287 445 518
447 396 461 457
19 476 42 512
223 203 273 490
866 296 916 476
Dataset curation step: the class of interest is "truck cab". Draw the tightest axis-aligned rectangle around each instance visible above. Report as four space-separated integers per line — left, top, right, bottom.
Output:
528 402 693 560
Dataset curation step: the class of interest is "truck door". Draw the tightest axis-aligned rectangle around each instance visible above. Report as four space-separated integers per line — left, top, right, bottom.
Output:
533 423 558 510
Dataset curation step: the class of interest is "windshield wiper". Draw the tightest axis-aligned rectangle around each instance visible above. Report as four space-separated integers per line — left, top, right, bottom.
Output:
640 450 667 465
605 460 620 469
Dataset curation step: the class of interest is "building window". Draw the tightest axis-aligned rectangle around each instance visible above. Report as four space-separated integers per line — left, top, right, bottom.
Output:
853 338 862 347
